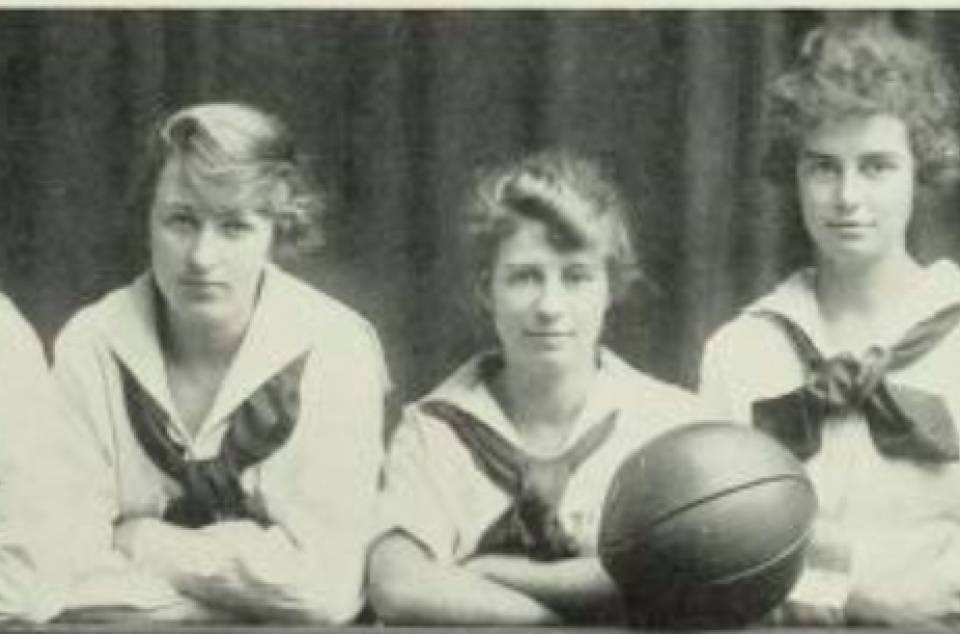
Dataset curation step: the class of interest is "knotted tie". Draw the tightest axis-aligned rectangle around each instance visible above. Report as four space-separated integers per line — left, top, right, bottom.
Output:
119 353 307 527
421 400 616 561
752 305 960 462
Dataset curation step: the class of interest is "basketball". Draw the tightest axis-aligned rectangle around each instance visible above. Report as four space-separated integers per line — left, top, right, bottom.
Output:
598 421 816 627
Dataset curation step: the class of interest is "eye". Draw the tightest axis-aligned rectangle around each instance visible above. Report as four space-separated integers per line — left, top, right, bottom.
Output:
506 267 540 285
220 219 254 238
860 156 898 178
163 207 199 231
564 266 596 285
800 156 839 179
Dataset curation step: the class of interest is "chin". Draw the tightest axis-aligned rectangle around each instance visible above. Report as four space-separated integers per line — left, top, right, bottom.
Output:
819 243 884 266
174 302 236 328
520 346 591 372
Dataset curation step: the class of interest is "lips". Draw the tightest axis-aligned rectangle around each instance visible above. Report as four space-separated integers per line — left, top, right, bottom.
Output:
180 277 224 287
524 331 574 346
825 221 875 236
178 278 227 295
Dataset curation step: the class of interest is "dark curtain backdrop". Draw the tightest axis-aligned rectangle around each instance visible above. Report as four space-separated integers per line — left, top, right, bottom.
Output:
3 10 960 407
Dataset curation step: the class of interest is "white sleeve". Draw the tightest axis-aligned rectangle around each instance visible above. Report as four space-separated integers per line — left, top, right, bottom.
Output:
375 410 460 562
51 314 189 616
0 298 73 623
698 325 753 423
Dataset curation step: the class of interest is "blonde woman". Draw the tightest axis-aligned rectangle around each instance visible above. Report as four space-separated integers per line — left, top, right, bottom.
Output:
54 103 388 623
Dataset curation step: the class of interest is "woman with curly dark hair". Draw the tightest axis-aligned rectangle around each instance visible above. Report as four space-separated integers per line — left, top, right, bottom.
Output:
701 17 960 627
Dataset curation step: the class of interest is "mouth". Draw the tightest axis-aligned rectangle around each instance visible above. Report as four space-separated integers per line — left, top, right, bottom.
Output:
179 278 226 290
825 222 875 237
826 221 874 229
525 331 574 341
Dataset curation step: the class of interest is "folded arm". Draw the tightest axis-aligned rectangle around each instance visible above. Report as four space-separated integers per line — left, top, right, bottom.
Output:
55 315 388 623
113 518 323 621
464 552 623 622
368 532 561 625
117 334 387 622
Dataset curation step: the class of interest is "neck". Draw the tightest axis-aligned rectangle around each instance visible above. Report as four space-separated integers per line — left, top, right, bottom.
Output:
816 250 921 320
162 308 249 370
497 353 597 432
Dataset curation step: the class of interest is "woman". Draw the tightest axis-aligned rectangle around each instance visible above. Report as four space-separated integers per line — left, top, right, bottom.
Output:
700 19 960 626
0 295 86 623
368 150 704 625
53 103 389 623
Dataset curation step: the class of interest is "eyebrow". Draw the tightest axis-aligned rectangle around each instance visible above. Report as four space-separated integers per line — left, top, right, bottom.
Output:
157 200 195 211
857 151 906 161
798 149 906 161
565 259 601 269
797 150 845 165
500 261 541 269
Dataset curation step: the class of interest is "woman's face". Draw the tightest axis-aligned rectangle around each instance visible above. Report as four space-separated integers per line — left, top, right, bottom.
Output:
796 113 916 266
485 216 610 375
150 158 275 331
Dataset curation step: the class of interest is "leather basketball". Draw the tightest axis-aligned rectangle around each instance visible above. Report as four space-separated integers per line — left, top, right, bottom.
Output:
598 421 817 627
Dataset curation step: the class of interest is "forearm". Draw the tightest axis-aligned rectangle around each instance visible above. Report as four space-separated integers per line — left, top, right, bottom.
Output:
378 566 560 625
116 518 323 621
368 535 560 625
466 554 623 621
842 521 960 627
782 519 960 627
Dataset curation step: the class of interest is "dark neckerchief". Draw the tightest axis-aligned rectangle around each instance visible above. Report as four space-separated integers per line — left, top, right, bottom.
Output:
420 399 617 561
119 352 308 527
752 304 960 462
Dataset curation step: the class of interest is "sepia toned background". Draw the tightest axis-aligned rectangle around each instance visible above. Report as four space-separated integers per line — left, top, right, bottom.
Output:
2 9 960 410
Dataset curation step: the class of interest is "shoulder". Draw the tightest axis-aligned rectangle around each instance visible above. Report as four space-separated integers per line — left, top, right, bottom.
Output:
263 269 390 396
0 293 47 369
0 293 41 345
53 277 145 354
703 271 815 369
601 350 709 429
269 268 383 354
607 352 693 402
385 402 461 472
704 310 781 360
391 355 491 444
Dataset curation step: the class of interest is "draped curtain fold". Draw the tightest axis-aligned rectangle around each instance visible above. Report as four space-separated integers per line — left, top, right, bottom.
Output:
2 9 959 404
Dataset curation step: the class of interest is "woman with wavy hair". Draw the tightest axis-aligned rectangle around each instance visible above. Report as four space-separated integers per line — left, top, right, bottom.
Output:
368 150 703 625
701 18 960 626
53 103 389 623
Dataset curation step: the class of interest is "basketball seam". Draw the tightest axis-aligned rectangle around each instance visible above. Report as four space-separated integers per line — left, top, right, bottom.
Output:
701 521 814 587
620 474 815 543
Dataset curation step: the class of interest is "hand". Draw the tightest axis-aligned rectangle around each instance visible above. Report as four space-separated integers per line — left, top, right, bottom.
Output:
765 601 844 626
845 569 960 629
113 517 163 559
844 522 960 627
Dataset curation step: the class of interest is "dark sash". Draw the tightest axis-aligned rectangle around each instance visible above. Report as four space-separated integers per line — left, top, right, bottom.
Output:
420 400 616 561
752 304 960 462
119 352 307 527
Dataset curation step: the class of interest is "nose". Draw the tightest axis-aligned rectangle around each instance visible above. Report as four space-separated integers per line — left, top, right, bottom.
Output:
836 168 864 214
534 276 565 320
187 225 220 270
